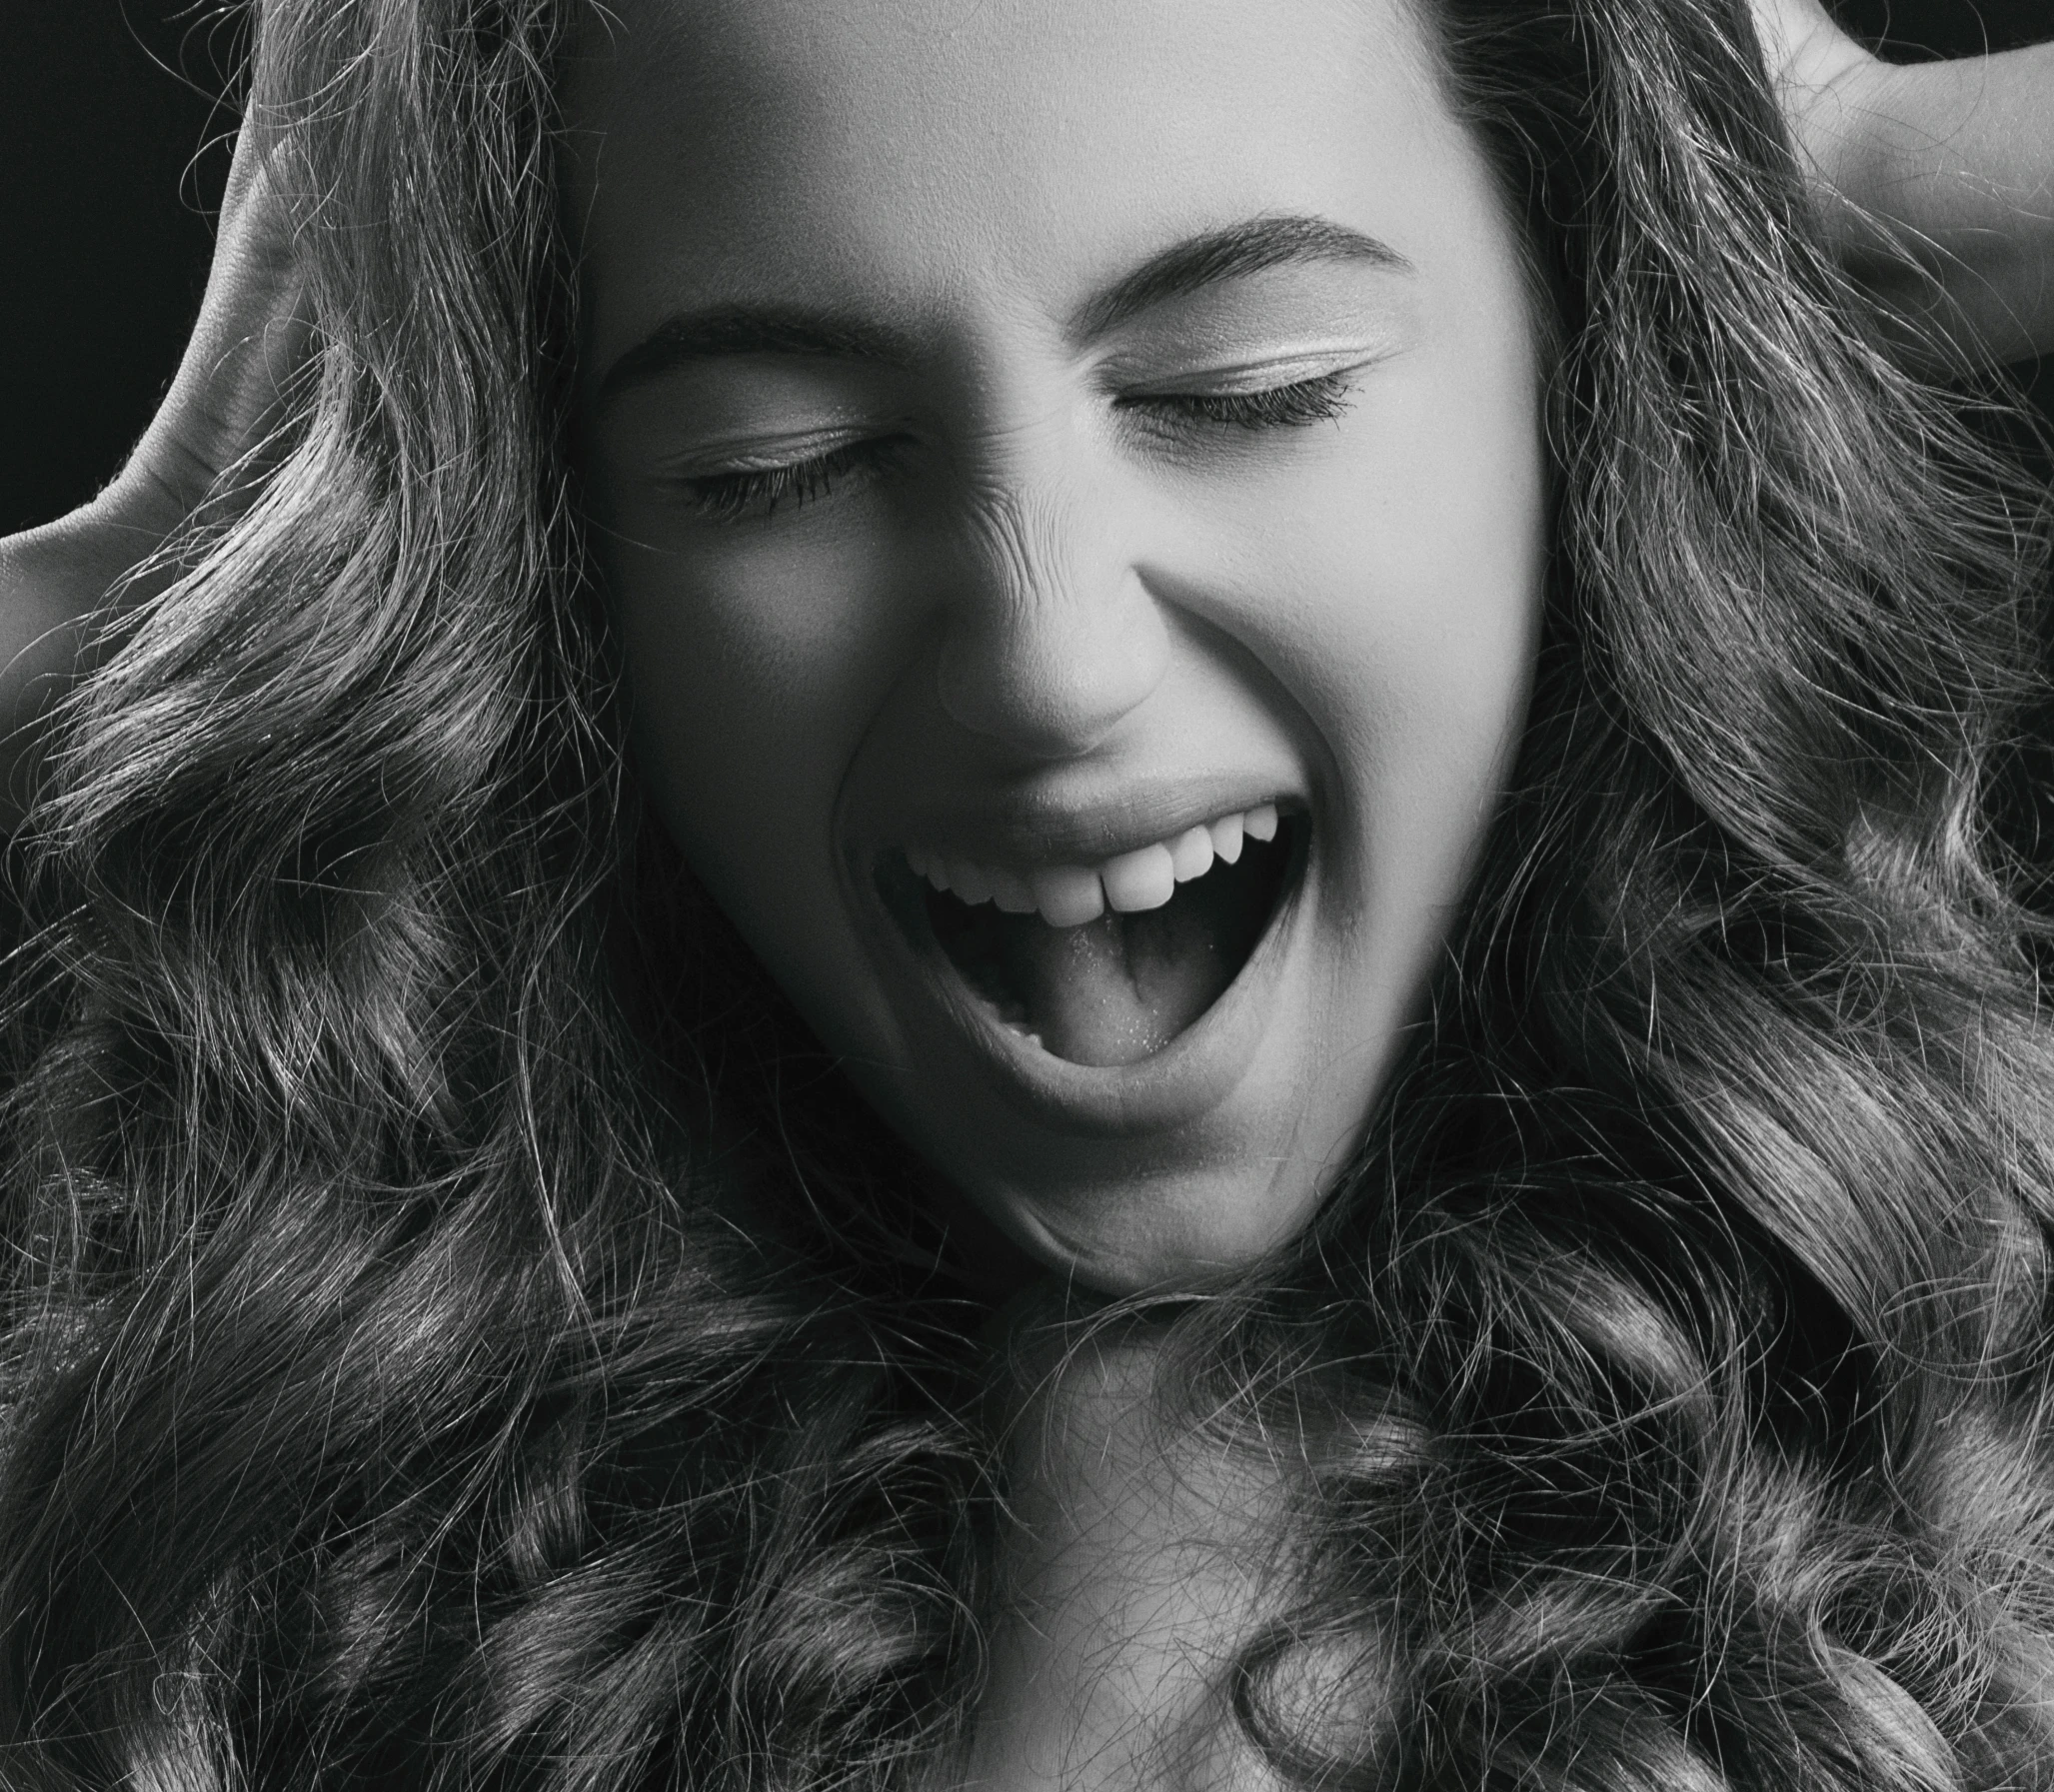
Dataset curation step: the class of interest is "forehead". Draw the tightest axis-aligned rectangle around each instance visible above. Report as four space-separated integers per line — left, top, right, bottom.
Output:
563 0 1489 365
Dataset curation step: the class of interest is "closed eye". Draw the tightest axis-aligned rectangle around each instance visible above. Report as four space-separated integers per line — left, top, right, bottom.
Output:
673 435 916 523
671 365 1363 525
1115 366 1360 433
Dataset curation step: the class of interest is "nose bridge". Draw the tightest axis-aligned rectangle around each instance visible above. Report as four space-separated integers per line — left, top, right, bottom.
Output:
937 455 1168 758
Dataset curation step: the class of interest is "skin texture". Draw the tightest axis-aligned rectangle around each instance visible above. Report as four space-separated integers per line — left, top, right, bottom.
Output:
569 0 1550 1293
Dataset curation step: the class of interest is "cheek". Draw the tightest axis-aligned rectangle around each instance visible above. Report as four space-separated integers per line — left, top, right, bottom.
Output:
1214 355 1545 818
1214 342 1546 1005
610 522 915 890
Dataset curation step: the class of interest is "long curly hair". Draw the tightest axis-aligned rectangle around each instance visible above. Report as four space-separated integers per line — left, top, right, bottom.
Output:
1 0 2050 1787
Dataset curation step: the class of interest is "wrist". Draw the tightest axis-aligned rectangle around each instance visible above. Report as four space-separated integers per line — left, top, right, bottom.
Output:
1782 52 1923 272
1814 54 1918 211
1780 41 1889 196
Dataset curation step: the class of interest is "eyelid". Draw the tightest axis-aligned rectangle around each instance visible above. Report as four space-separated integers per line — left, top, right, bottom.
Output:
659 421 900 479
1108 346 1392 399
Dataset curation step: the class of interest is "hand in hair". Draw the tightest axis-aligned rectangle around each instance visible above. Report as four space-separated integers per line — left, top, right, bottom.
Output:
0 122 307 828
1750 0 2054 367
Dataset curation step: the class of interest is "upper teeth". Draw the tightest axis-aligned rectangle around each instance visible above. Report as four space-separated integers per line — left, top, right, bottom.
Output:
905 804 1281 929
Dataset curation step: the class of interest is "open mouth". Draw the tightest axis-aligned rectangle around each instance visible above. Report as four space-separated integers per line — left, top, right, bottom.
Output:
879 807 1303 1068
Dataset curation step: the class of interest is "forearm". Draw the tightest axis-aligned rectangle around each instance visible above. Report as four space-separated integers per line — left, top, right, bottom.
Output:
1812 44 2054 366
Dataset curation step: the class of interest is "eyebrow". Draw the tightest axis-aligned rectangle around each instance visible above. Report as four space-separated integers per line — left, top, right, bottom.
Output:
1067 214 1411 341
596 214 1409 404
597 307 923 403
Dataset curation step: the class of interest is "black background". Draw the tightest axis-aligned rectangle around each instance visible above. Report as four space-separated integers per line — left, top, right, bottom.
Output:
2 1 2051 536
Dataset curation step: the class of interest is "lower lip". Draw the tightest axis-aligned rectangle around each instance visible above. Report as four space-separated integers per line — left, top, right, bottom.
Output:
854 826 1311 1140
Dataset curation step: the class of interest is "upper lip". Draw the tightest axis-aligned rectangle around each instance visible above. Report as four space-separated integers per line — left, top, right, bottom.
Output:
862 774 1304 870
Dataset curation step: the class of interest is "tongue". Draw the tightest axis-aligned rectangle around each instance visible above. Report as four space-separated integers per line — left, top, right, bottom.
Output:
1001 901 1236 1067
919 829 1291 1068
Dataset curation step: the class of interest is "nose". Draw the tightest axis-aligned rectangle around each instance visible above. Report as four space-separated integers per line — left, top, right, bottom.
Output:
934 474 1170 759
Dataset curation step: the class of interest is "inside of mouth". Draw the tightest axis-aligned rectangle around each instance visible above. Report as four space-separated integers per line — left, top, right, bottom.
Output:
908 818 1299 1068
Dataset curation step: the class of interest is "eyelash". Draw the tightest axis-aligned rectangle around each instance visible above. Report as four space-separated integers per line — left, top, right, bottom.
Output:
1115 367 1358 432
679 440 900 525
677 368 1358 523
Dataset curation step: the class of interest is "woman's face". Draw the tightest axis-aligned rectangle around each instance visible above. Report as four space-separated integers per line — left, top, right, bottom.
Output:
569 0 1546 1291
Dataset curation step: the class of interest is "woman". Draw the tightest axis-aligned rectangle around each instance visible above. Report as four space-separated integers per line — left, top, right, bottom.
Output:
2 0 2053 1786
